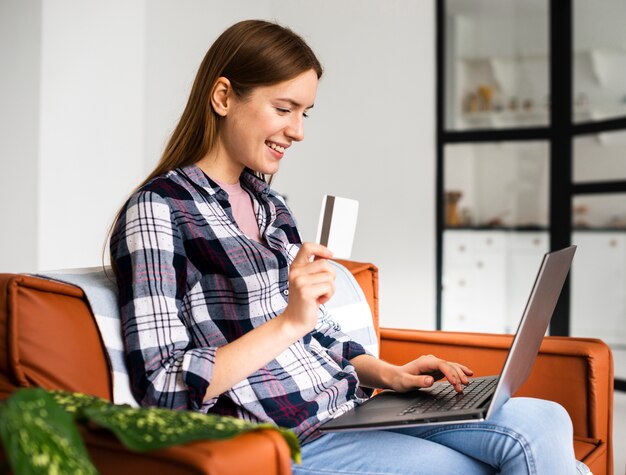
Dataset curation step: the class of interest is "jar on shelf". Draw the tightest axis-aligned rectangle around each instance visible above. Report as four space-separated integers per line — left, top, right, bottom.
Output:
444 191 463 227
477 85 494 111
464 92 479 113
523 99 533 111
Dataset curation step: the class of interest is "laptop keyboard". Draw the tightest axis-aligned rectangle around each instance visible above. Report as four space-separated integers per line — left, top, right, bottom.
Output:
398 376 498 416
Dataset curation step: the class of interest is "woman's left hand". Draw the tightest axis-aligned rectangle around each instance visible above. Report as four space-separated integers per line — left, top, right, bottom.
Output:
388 354 473 393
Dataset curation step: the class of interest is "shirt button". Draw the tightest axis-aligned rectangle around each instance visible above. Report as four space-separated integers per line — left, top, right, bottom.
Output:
283 289 289 296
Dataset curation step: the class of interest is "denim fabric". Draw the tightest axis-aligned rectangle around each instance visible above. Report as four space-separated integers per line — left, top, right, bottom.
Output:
294 397 584 475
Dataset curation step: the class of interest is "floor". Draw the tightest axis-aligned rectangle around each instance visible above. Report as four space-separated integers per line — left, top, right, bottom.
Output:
614 390 625 475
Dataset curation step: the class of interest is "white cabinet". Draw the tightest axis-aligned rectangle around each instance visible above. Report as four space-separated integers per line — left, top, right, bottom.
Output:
506 233 549 332
444 229 626 345
571 231 626 346
442 230 548 334
442 231 507 333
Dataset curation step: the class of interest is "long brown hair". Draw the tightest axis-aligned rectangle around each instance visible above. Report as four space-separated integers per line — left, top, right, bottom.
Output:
105 20 322 273
144 19 322 187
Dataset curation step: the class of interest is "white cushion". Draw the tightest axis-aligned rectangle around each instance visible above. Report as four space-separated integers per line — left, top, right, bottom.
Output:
324 261 379 357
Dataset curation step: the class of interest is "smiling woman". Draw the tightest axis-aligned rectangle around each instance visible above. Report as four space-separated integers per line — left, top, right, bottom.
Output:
108 19 585 475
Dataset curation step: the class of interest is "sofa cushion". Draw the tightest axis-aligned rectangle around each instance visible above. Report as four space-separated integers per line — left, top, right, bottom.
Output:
0 274 111 400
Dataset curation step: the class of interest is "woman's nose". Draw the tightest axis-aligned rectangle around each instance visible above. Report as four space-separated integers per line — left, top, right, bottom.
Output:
286 116 304 142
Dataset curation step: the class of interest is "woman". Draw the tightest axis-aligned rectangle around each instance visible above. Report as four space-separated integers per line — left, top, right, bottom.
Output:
110 19 581 474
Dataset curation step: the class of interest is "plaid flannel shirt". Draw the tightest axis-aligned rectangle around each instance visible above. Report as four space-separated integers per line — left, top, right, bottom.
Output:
110 164 370 443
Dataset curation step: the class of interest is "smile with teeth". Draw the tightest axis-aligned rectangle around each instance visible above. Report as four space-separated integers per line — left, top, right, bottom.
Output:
266 141 285 154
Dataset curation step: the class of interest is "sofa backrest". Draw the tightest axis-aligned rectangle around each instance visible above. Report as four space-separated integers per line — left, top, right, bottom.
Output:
0 261 379 403
0 274 112 401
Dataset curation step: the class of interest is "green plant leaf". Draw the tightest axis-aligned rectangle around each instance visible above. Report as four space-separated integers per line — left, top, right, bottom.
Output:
84 403 301 461
48 391 110 418
0 388 98 475
49 390 301 463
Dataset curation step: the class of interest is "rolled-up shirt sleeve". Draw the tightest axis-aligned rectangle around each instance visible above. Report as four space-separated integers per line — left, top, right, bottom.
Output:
111 190 218 411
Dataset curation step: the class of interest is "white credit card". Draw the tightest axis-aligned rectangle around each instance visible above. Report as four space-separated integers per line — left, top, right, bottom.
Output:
315 195 359 259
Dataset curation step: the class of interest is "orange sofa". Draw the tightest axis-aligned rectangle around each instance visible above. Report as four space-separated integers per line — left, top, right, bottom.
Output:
0 260 614 474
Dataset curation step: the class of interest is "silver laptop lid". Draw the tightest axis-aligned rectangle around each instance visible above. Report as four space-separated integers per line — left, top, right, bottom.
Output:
485 245 576 419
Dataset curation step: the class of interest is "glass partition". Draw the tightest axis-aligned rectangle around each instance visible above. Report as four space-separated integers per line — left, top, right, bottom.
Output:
445 0 549 130
572 193 626 229
571 0 626 385
573 130 626 183
571 197 626 380
444 142 549 229
442 141 549 334
573 0 626 123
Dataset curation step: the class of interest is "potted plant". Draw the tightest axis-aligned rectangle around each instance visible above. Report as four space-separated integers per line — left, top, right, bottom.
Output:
0 388 300 474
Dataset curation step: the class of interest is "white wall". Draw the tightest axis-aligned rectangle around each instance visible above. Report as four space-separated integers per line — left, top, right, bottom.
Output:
0 0 41 273
0 0 437 329
38 0 146 270
270 1 437 329
144 0 272 174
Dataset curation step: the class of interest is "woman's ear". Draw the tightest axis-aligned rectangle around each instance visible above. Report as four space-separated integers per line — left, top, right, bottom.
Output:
210 77 232 117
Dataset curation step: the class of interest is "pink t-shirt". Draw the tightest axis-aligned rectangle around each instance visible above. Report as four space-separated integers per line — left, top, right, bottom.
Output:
212 177 263 243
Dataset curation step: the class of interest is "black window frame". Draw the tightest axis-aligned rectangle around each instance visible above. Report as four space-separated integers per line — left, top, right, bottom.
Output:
435 0 626 392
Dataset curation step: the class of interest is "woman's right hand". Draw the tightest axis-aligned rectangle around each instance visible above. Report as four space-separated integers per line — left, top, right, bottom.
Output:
281 242 335 336
204 243 335 402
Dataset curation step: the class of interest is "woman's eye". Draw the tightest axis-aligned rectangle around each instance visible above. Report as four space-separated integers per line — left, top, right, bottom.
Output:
275 107 310 118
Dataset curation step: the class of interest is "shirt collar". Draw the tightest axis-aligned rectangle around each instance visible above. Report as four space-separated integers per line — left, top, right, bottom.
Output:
240 168 271 196
178 164 270 197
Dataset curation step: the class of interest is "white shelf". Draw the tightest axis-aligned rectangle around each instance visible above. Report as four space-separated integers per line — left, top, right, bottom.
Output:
457 47 626 63
575 46 626 56
461 110 548 121
457 52 547 62
458 105 626 128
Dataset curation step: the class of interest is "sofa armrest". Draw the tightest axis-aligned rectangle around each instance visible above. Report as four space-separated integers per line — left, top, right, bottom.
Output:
1 428 293 475
380 328 614 474
81 428 293 475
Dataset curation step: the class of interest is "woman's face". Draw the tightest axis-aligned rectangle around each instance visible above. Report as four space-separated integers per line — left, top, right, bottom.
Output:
215 69 319 180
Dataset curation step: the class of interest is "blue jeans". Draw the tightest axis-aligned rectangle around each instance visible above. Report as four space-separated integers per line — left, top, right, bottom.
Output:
293 398 582 475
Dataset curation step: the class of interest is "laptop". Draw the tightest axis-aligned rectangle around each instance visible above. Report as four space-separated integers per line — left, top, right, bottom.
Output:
319 245 577 432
